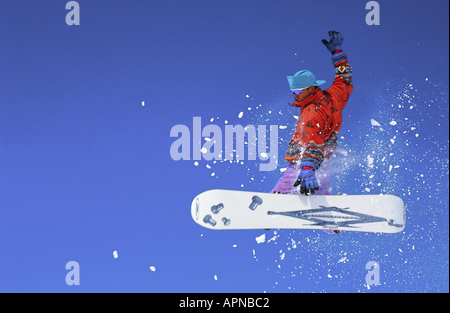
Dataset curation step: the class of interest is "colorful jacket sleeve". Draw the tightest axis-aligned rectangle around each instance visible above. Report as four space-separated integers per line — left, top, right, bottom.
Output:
328 51 353 110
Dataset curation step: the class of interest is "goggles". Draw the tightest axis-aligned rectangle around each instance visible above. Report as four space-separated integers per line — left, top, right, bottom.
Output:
292 89 306 95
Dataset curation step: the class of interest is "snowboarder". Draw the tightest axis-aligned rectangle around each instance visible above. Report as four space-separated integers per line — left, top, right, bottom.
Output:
271 31 353 195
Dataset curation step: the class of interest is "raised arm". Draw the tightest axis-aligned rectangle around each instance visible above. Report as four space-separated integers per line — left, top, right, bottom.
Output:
323 31 353 107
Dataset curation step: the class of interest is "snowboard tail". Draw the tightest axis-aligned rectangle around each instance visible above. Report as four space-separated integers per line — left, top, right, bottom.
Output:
191 189 406 234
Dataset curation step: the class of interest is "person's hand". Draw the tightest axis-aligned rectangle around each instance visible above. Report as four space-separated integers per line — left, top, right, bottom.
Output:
294 163 320 195
321 31 344 55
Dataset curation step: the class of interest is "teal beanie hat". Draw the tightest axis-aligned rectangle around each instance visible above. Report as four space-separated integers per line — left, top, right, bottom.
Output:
287 70 326 90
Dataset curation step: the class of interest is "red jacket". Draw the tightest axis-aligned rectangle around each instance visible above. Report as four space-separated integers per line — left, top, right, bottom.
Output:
285 59 353 169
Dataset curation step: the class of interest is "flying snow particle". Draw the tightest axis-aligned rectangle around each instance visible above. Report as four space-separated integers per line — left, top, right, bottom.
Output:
390 120 397 126
267 233 278 243
365 188 371 192
214 275 218 280
367 155 374 168
336 148 348 156
255 234 266 244
149 266 156 272
113 251 118 259
290 238 297 249
279 125 287 129
246 95 250 98
194 161 199 166
370 118 381 127
238 111 244 118
141 101 145 106
200 147 207 153
338 257 347 263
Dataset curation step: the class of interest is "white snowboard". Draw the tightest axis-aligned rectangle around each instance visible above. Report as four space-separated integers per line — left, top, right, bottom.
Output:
191 189 406 233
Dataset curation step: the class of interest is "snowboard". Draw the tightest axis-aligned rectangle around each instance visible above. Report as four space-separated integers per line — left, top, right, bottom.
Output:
191 189 406 234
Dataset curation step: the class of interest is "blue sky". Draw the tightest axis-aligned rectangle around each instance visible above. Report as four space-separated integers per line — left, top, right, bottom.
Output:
0 0 448 292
